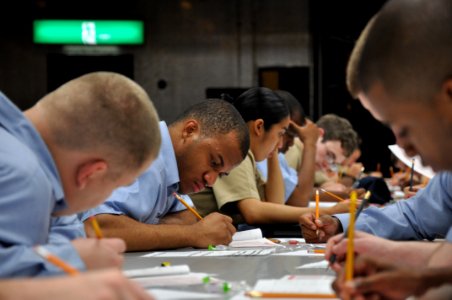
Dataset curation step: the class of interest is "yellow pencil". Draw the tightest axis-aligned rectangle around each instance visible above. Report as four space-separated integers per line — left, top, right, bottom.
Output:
35 246 79 276
89 216 103 239
319 188 345 202
173 192 203 220
315 189 320 219
345 191 357 281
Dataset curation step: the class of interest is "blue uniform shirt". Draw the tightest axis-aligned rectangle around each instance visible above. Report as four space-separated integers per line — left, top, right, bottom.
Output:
336 171 452 240
82 121 192 224
256 153 298 202
446 227 452 242
0 92 85 277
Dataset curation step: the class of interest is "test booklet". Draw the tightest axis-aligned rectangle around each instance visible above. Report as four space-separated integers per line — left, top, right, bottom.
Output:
229 228 283 248
253 275 335 293
141 248 276 257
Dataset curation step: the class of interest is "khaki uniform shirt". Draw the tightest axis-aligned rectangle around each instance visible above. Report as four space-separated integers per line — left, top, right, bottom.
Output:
191 150 265 224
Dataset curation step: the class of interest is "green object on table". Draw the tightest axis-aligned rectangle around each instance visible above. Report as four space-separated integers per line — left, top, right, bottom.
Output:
222 282 232 293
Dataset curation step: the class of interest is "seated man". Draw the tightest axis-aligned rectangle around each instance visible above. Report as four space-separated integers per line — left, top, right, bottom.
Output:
327 0 452 298
285 113 360 201
81 100 250 251
0 72 161 276
300 171 452 243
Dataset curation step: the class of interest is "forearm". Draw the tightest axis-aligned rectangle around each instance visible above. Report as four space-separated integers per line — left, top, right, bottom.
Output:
158 210 198 225
293 142 316 205
388 241 440 268
264 155 285 204
238 199 315 224
94 214 196 251
428 242 452 268
286 187 311 207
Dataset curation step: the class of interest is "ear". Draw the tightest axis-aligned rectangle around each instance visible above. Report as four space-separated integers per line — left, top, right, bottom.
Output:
181 120 200 141
76 160 108 189
252 119 265 137
318 127 325 138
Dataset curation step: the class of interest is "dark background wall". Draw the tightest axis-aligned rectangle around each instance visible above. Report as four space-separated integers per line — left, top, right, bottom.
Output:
0 0 395 174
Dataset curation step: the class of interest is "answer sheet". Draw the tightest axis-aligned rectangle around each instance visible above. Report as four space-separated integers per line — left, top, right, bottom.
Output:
141 249 276 257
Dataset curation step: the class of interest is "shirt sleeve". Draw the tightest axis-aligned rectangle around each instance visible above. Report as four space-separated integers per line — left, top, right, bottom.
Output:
0 157 85 276
278 154 298 202
213 154 260 209
336 172 452 240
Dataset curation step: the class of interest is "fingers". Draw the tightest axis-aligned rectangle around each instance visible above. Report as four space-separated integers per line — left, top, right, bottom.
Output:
101 238 127 253
299 212 317 230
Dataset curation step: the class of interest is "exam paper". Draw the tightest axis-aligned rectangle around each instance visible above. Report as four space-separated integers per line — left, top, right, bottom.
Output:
124 265 190 278
388 144 435 178
253 275 336 294
141 249 276 257
148 288 221 299
133 272 217 287
297 260 329 269
272 249 324 256
228 228 283 248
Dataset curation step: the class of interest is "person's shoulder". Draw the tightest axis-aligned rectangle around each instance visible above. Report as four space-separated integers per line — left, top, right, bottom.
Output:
0 129 41 179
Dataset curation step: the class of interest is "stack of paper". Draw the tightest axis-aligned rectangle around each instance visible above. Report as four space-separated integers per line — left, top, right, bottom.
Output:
246 275 337 299
229 228 282 248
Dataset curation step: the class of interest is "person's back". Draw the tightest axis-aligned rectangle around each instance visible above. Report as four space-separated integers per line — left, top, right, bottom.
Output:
0 72 161 276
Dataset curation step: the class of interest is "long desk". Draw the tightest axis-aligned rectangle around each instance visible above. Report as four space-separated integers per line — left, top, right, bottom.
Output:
124 241 337 299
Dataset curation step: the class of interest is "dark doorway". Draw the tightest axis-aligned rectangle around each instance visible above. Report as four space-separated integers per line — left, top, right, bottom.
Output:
47 54 134 92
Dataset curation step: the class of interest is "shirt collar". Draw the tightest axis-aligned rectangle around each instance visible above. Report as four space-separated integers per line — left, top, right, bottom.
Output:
158 121 182 188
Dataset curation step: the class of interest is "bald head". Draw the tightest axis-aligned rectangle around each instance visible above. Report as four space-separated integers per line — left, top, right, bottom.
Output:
39 72 161 174
347 0 452 102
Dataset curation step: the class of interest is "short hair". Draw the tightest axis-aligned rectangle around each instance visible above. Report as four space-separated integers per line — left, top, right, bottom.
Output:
316 114 358 157
233 87 290 131
274 90 307 125
347 0 452 102
173 99 250 159
40 72 161 175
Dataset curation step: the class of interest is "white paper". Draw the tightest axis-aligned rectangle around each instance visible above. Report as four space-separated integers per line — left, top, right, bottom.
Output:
252 275 336 294
148 288 221 299
308 201 337 208
133 272 217 287
141 249 275 257
228 229 282 248
272 249 324 256
297 260 329 269
388 144 435 178
229 237 283 248
124 265 190 278
231 228 263 241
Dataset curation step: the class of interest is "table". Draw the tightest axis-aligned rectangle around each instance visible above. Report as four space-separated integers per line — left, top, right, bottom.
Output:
124 241 337 299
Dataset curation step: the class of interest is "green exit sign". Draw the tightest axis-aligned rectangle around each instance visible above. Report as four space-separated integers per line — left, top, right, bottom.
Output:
33 20 144 45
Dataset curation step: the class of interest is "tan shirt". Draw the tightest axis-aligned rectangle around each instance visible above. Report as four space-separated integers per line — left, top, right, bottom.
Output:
284 137 304 172
191 150 265 224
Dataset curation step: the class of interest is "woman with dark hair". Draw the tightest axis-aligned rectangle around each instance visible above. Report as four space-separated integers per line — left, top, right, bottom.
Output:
192 87 348 226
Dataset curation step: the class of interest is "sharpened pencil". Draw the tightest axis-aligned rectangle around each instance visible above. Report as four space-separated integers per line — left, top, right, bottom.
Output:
89 216 103 239
35 246 79 276
173 192 203 220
